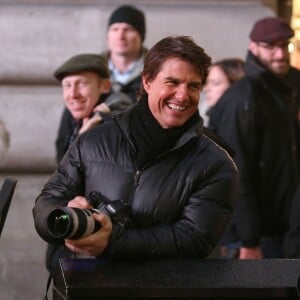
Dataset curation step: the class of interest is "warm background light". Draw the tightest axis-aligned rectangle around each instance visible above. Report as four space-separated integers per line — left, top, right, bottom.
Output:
291 0 300 68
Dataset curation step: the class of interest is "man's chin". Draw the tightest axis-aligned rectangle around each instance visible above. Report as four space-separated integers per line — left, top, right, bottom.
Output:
274 67 289 76
115 49 129 56
71 112 85 120
271 63 289 76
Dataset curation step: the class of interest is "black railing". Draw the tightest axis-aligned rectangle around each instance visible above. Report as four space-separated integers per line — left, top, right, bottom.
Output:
53 258 300 299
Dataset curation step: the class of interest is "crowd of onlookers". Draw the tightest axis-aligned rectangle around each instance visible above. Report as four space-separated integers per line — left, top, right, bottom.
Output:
205 16 300 260
3 4 300 278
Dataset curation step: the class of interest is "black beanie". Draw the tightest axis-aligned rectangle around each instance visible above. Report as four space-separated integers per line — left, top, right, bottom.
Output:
108 5 146 41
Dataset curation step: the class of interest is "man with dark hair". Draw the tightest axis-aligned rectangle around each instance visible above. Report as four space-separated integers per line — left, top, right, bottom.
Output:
33 36 238 274
209 16 300 259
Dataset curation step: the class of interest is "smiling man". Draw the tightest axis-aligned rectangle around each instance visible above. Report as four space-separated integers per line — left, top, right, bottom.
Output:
33 36 238 275
54 54 111 162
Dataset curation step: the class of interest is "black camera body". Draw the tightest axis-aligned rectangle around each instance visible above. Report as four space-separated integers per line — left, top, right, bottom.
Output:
46 191 131 240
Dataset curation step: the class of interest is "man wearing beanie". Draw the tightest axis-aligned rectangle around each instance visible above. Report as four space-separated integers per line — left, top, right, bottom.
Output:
100 5 147 107
209 16 300 259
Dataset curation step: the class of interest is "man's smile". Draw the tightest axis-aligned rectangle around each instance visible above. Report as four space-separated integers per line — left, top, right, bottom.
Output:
167 103 187 111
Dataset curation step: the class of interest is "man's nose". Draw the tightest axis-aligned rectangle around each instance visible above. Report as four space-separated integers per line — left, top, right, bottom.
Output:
273 46 288 59
175 86 188 100
203 84 210 93
118 29 126 39
69 85 80 97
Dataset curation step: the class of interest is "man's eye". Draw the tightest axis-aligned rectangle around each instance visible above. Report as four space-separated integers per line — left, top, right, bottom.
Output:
166 80 176 86
190 84 201 91
125 28 135 33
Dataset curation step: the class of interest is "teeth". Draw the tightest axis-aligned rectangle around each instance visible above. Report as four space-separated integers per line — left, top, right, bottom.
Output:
168 103 186 111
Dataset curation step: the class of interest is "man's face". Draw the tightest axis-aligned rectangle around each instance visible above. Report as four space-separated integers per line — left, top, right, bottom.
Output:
62 72 108 120
249 39 291 76
143 58 202 129
107 23 142 59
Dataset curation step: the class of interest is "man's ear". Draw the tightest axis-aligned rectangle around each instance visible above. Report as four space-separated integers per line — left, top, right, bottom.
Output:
101 78 111 94
248 41 258 56
142 76 150 93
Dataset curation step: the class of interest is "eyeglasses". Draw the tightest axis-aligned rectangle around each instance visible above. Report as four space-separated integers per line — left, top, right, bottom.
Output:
256 41 292 52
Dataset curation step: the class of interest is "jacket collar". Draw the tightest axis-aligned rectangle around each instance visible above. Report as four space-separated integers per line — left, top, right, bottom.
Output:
245 50 292 93
113 100 203 151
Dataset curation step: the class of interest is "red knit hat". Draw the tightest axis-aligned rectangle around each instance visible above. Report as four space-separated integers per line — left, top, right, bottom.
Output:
249 17 294 43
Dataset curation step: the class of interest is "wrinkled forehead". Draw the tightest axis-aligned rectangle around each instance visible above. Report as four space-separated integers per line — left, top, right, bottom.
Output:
160 57 202 75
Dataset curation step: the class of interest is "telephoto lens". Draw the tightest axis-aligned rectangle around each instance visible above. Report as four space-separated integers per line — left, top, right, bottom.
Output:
47 207 101 240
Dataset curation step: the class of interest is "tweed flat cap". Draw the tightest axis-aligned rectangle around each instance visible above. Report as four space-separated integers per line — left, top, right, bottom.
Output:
249 17 294 43
54 54 110 81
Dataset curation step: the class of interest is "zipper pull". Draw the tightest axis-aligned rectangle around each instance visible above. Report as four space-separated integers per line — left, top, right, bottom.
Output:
134 170 141 186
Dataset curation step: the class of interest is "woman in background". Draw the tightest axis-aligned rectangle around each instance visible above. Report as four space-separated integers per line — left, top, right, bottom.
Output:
204 58 245 120
204 58 245 258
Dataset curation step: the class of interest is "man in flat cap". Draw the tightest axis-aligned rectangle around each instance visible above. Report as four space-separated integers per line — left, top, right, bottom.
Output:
100 5 147 107
47 53 127 273
209 16 300 259
55 54 108 163
55 53 133 163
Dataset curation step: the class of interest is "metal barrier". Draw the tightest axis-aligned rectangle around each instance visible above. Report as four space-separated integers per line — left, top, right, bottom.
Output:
0 178 17 238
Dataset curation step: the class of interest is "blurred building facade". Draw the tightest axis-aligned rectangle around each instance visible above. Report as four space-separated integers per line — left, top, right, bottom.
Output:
0 1 297 300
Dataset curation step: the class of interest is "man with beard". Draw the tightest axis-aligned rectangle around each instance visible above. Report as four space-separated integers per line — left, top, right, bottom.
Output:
209 17 300 259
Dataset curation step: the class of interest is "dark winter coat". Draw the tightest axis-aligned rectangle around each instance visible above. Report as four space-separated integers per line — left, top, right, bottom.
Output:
55 108 112 162
284 185 300 258
33 102 238 262
209 51 300 247
100 48 147 104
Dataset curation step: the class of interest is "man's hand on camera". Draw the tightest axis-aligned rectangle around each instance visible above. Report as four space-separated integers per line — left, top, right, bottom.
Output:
67 196 92 209
65 213 113 257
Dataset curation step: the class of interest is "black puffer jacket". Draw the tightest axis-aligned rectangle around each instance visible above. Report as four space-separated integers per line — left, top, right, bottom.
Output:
33 104 238 259
55 108 113 162
209 51 300 247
